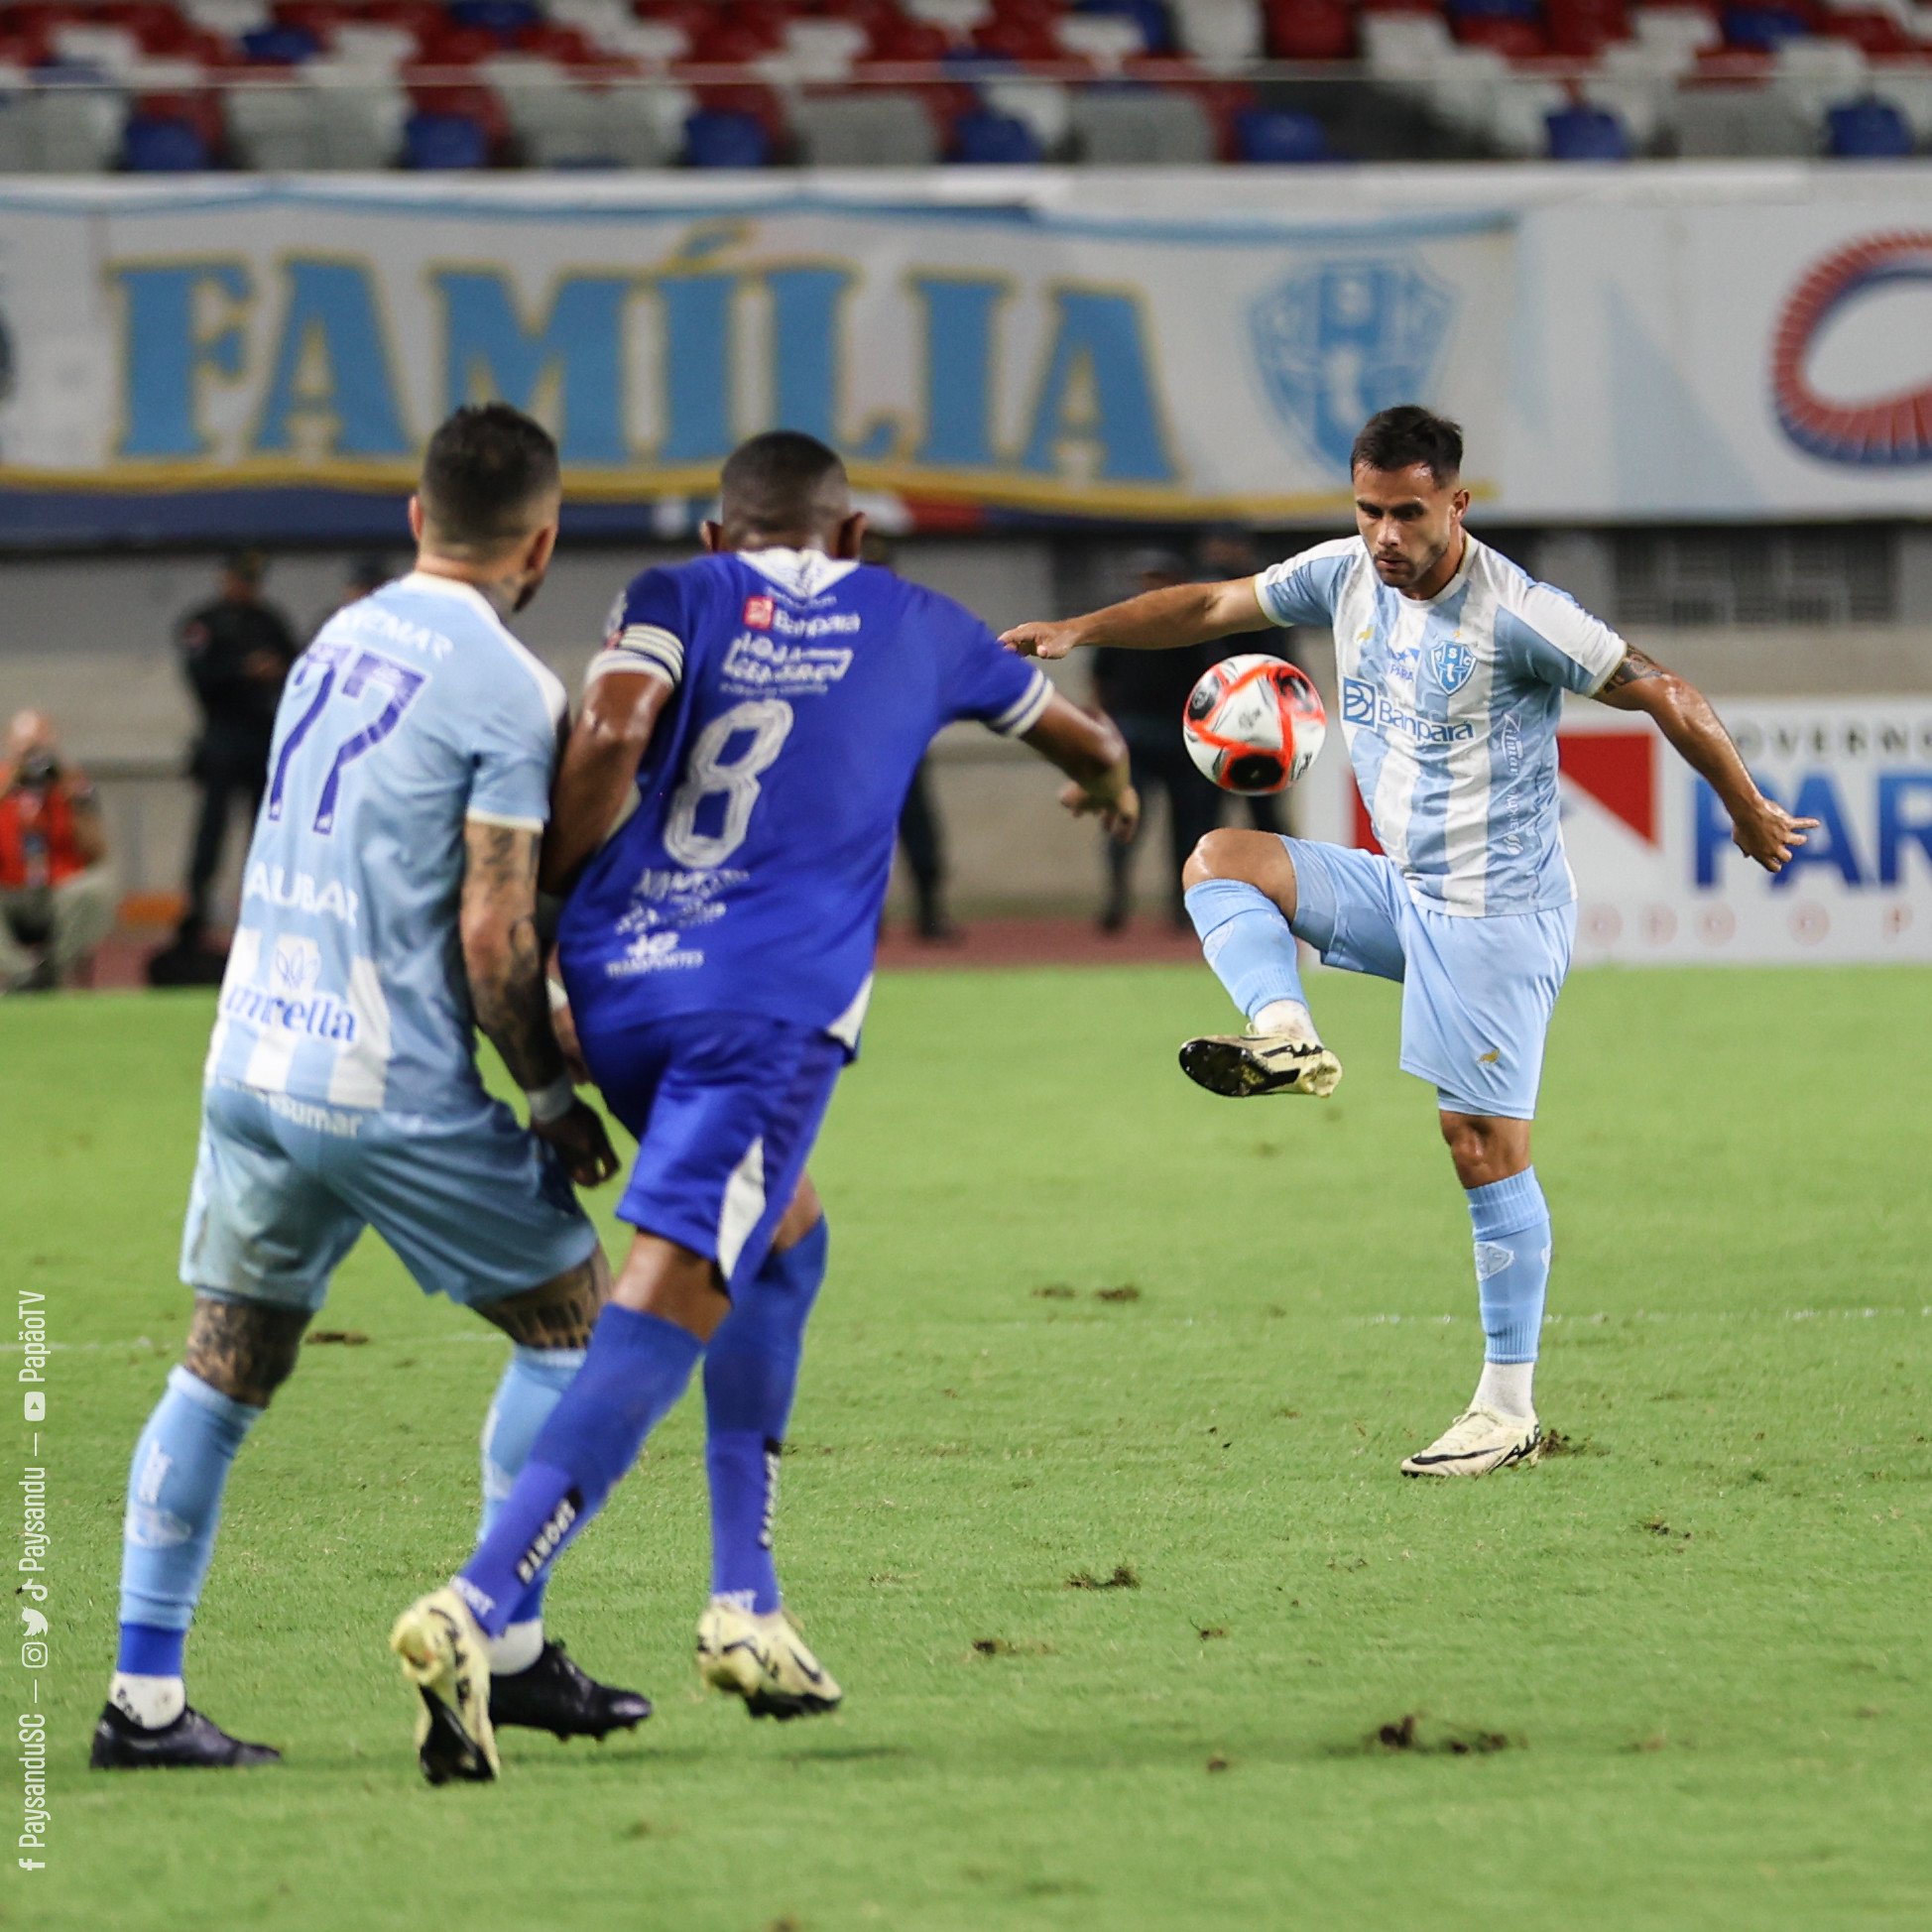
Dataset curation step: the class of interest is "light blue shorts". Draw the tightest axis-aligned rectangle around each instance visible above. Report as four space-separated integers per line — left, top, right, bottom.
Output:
179 1081 600 1313
1283 839 1575 1121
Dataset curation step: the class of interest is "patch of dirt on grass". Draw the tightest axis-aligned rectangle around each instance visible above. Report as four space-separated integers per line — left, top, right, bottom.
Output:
1094 1284 1141 1302
1065 1563 1140 1590
970 1637 1054 1658
1363 1713 1521 1755
304 1329 369 1346
1030 1284 1076 1300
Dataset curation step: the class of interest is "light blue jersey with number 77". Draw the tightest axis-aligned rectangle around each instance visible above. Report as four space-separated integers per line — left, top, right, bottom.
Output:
203 572 566 1116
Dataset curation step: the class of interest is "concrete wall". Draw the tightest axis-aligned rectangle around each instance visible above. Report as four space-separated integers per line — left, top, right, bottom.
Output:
4 543 1929 924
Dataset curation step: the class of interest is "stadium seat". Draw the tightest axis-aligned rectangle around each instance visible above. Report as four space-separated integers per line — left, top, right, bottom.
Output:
1674 82 1819 153
984 76 1074 152
1721 5 1812 50
794 89 941 165
682 105 771 167
225 80 332 168
1546 99 1636 155
1076 0 1174 56
1070 85 1216 162
403 107 492 167
1168 0 1265 60
1234 104 1329 161
1825 92 1915 151
949 106 1044 161
123 112 214 170
1266 0 1358 59
238 26 322 66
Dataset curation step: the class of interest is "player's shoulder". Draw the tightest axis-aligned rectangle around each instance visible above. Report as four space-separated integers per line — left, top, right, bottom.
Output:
1479 543 1605 636
1261 534 1369 584
381 573 565 730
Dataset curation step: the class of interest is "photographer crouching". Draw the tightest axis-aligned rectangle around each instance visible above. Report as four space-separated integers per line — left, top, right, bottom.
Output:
0 710 116 994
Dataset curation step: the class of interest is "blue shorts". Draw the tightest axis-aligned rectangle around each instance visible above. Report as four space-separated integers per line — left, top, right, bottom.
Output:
576 1009 844 1293
1283 839 1575 1121
180 1082 599 1313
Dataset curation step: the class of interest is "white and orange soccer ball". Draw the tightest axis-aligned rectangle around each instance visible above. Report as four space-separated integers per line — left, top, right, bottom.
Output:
1181 654 1327 795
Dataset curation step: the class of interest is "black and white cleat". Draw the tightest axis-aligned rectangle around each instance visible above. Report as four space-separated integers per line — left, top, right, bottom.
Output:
1178 1032 1343 1100
89 1703 282 1771
489 1640 652 1743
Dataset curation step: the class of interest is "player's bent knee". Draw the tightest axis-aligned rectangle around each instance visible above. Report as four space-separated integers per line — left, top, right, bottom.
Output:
1182 828 1297 913
772 1174 822 1252
181 1292 309 1409
1438 1111 1531 1190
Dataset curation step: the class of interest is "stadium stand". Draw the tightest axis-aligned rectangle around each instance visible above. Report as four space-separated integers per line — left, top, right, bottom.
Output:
0 0 1927 169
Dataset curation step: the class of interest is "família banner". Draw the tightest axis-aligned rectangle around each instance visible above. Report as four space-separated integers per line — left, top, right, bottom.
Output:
0 169 1925 543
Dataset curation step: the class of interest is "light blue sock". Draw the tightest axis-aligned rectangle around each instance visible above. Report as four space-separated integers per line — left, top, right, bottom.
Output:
457 1306 704 1637
117 1367 263 1662
1183 879 1307 1022
704 1218 827 1614
479 1345 583 1630
1466 1167 1551 1364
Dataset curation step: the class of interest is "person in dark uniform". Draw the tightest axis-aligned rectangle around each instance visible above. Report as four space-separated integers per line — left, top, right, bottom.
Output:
862 531 958 941
172 551 300 948
1092 548 1224 931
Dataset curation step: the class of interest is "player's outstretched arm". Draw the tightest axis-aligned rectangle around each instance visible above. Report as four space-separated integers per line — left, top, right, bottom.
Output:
1021 691 1140 842
1000 577 1268 662
1592 647 1819 874
462 818 619 1185
541 668 675 897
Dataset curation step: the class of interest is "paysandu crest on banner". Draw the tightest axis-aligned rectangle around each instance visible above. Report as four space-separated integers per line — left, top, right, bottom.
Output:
1248 258 1455 474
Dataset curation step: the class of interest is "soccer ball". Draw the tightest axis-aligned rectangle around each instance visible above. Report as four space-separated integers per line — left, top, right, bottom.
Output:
1181 655 1327 794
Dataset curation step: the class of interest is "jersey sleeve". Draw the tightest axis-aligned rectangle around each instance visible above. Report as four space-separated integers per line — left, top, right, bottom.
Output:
1495 581 1629 695
937 598 1054 738
468 655 566 831
1253 539 1358 628
585 566 688 691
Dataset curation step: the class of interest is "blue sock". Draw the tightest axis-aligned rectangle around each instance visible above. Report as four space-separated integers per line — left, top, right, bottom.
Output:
479 1345 583 1630
455 1305 703 1637
703 1218 827 1613
116 1366 263 1674
1466 1167 1551 1364
1183 879 1307 1022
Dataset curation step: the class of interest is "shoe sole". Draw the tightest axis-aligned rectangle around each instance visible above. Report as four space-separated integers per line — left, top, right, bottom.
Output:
390 1600 499 1785
1400 1429 1543 1479
699 1641 841 1723
1178 1036 1341 1100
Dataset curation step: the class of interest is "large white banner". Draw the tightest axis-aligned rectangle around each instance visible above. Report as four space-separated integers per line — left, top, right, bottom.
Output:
1301 697 1932 964
0 167 1926 540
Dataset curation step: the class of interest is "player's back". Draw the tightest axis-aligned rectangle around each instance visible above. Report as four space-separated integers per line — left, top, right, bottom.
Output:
559 547 1047 1042
205 572 565 1113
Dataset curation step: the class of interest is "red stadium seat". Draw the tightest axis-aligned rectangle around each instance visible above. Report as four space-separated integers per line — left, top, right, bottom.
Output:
865 15 952 60
1266 0 1359 60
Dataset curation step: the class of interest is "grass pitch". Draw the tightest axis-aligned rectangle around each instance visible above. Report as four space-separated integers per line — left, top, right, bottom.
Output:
10 964 1931 1932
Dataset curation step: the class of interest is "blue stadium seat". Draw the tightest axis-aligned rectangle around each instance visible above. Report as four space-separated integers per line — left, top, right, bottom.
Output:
450 0 543 36
1075 0 1175 54
1235 106 1328 163
1721 6 1810 51
1546 102 1633 161
1826 96 1914 158
238 26 320 65
682 109 771 169
403 111 491 170
122 116 212 173
950 109 1044 164
1451 0 1544 20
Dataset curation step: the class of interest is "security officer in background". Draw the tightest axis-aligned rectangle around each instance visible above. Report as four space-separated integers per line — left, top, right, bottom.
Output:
170 550 300 952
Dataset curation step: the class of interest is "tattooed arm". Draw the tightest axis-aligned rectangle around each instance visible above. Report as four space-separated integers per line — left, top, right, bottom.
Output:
1592 648 1819 873
461 818 619 1184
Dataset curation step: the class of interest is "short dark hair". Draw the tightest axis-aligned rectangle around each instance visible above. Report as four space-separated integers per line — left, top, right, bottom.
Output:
419 404 560 554
1350 406 1463 485
719 430 848 534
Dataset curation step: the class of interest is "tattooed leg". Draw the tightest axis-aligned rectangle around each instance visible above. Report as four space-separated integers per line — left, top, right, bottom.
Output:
110 1295 311 1724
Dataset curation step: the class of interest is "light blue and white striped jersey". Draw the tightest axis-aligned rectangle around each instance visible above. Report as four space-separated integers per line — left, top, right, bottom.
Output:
203 572 566 1113
1256 535 1628 916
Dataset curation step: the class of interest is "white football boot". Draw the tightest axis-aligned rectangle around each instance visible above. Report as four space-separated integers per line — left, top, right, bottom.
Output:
1177 1029 1342 1099
696 1600 843 1721
389 1586 499 1783
1400 1405 1543 1478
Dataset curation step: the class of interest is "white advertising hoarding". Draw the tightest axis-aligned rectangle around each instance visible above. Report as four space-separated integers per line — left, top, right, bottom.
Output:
0 167 1927 540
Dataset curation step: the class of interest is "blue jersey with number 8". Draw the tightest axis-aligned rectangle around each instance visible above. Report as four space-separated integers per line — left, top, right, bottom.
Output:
558 547 1049 1052
203 573 566 1114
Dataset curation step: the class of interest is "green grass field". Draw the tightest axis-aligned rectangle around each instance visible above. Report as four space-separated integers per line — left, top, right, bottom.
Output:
9 965 1931 1931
